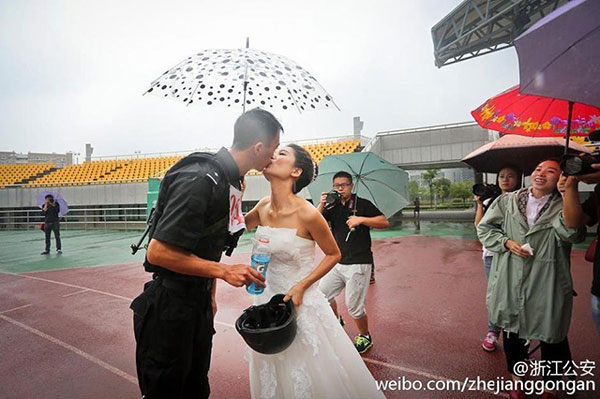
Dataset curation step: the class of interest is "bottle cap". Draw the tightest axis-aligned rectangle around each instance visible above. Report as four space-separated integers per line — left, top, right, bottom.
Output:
257 233 270 244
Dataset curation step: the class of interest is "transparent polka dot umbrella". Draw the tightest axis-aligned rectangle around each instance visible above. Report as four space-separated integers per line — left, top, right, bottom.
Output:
145 40 339 113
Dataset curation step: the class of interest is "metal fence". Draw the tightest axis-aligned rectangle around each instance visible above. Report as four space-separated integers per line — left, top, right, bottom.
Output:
0 205 147 231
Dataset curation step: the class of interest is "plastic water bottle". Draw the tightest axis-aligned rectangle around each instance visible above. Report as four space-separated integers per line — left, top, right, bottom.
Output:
246 235 271 295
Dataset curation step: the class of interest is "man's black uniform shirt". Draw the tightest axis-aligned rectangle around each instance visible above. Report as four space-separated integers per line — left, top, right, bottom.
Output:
144 147 242 281
322 194 383 265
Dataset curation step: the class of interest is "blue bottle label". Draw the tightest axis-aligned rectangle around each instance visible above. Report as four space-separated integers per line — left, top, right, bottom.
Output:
247 253 270 295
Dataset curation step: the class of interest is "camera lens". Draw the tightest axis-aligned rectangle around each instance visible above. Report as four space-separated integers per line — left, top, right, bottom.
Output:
561 157 583 176
325 192 341 208
472 184 486 197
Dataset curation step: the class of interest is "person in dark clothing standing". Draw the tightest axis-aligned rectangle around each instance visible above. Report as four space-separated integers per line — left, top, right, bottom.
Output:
562 171 600 335
317 171 390 354
130 108 281 399
413 197 420 219
41 194 61 255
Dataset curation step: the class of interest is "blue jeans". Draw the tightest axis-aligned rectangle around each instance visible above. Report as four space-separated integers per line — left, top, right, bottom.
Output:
483 256 501 334
592 295 600 335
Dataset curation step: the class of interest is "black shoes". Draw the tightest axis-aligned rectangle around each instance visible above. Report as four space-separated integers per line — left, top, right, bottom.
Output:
41 250 62 255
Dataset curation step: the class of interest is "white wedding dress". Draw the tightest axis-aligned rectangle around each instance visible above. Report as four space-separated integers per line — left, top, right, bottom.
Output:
248 226 385 399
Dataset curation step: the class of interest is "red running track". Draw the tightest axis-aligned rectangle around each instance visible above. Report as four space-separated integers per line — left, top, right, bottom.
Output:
0 236 598 398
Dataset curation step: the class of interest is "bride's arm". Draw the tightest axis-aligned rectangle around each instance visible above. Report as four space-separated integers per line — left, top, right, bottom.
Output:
244 197 268 231
284 209 341 307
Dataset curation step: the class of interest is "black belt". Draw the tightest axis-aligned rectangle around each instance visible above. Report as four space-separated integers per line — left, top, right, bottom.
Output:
154 274 213 294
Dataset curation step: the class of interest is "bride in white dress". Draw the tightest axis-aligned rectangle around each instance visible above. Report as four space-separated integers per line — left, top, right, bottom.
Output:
244 144 385 399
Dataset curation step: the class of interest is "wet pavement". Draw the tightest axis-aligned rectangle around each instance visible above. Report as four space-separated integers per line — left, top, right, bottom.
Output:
0 230 598 398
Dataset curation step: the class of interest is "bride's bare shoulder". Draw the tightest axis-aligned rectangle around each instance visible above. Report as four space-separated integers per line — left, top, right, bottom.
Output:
255 196 271 209
296 198 322 222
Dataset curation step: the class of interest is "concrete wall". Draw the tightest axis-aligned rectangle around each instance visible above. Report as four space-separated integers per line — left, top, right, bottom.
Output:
0 183 148 208
370 123 492 170
0 179 312 209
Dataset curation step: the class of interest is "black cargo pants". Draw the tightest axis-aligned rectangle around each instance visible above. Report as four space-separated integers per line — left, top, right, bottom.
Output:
131 277 215 399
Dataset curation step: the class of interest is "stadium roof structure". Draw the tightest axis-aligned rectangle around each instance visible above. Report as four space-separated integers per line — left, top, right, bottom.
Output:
432 0 570 68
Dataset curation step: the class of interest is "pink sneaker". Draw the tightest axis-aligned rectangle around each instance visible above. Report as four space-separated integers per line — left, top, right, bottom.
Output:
482 332 498 352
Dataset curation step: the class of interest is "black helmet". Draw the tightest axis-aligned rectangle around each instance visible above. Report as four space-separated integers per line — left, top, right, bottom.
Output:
235 294 297 355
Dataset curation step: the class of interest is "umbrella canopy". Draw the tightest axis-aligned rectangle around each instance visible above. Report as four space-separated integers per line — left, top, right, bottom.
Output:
36 192 69 217
472 86 600 138
308 152 409 218
145 41 338 113
515 0 600 107
462 135 591 175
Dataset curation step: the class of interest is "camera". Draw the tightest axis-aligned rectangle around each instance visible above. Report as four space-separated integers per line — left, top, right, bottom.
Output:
472 183 501 201
561 154 600 176
560 129 600 176
324 191 342 210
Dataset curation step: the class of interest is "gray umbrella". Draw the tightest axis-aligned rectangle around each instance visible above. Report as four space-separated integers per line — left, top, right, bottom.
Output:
515 0 600 107
145 39 339 113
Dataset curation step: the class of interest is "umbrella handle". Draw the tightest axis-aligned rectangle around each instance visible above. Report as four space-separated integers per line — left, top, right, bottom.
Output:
242 37 250 113
565 101 573 155
345 228 354 242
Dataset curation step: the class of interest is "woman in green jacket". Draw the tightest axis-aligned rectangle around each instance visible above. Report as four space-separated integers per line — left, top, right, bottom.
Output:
477 159 585 399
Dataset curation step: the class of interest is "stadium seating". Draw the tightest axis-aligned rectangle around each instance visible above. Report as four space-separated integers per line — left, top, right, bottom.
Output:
246 139 361 176
102 156 183 183
304 139 361 163
13 139 361 186
0 163 55 188
26 156 184 187
28 160 128 187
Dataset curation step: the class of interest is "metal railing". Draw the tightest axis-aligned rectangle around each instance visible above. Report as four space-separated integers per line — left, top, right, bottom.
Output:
91 148 217 161
5 177 151 189
0 206 147 231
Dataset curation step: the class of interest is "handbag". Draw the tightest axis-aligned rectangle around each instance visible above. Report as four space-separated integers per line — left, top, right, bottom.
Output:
39 222 45 231
585 237 597 262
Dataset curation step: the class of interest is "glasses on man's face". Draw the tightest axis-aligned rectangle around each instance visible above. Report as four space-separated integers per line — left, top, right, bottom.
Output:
333 183 352 189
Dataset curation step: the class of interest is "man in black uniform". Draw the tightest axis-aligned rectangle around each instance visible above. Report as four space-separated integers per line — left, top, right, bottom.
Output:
130 108 281 398
41 194 61 255
317 171 390 354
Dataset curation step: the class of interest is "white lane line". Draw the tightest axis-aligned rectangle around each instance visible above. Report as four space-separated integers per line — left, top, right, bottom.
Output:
0 271 132 301
0 304 33 314
62 289 90 298
363 358 509 398
2 270 499 393
0 313 138 385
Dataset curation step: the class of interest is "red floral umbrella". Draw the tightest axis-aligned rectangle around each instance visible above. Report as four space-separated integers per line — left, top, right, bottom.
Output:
472 86 600 139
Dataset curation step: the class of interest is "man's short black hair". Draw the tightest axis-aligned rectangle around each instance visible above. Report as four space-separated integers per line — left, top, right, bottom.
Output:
45 194 54 199
232 108 283 150
333 171 353 183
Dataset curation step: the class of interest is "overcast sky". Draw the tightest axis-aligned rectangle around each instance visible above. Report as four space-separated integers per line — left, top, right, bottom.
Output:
0 0 519 158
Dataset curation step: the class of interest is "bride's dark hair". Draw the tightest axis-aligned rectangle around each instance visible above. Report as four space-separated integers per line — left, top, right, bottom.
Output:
289 144 318 194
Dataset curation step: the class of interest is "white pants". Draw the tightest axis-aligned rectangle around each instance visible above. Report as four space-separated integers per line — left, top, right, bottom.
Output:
319 263 371 319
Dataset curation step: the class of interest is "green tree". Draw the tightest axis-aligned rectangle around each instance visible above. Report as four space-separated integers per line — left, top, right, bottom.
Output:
433 178 451 202
422 169 440 206
450 181 473 205
409 180 420 200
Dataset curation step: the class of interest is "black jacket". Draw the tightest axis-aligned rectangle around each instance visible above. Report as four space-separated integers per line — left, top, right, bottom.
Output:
42 202 60 223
